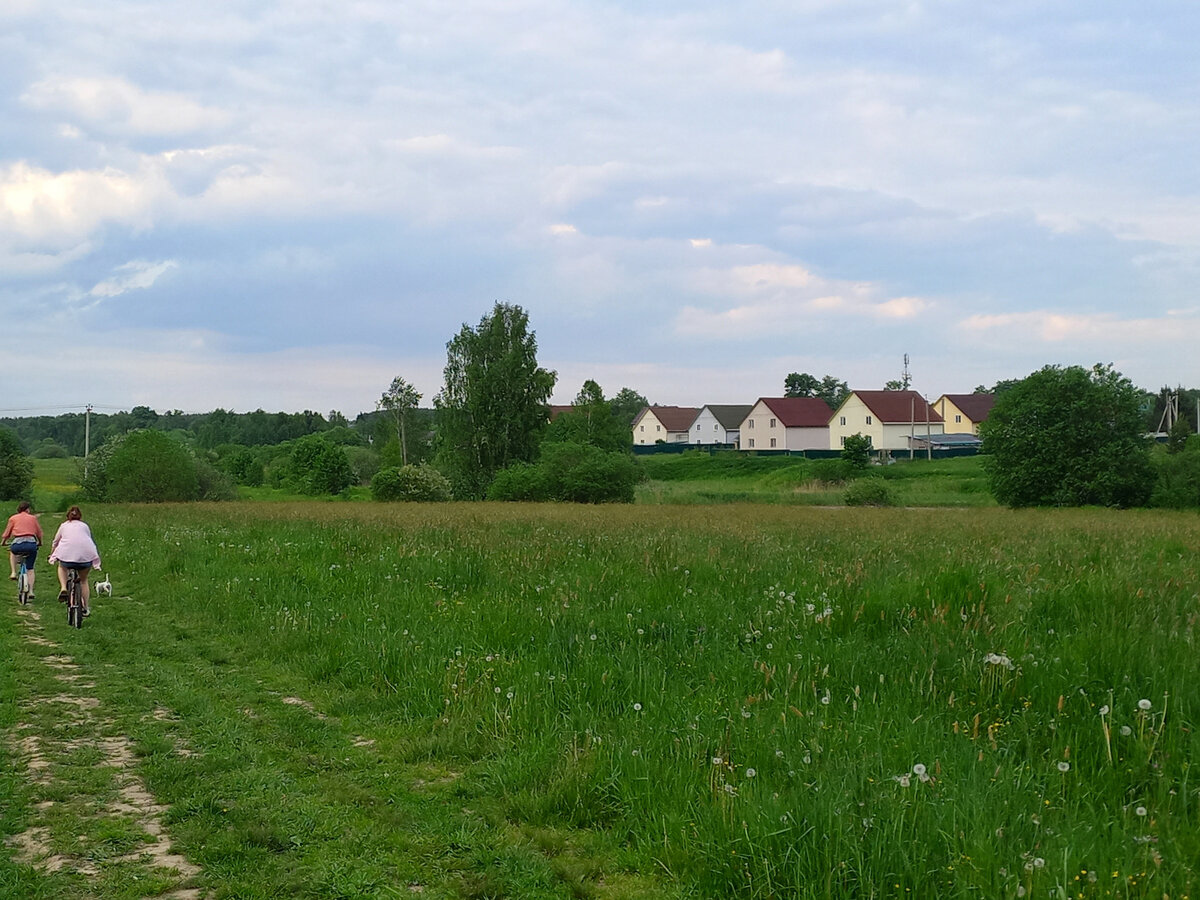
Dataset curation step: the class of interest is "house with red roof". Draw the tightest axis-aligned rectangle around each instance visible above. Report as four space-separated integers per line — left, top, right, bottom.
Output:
632 406 700 445
738 397 832 451
828 390 944 451
931 393 995 435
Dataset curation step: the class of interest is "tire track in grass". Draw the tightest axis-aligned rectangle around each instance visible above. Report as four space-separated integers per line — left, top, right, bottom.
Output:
4 602 207 898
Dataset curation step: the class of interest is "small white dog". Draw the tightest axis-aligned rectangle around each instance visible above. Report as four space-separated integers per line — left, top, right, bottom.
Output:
95 575 112 596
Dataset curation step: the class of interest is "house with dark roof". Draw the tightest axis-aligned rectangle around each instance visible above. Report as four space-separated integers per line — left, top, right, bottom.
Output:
828 390 943 451
932 393 995 435
690 404 753 446
631 406 700 445
738 397 832 451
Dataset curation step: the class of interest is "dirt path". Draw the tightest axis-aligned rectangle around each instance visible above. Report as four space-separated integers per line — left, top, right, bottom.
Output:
4 602 206 898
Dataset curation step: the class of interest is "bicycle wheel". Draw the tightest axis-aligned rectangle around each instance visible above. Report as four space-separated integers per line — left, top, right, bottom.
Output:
17 565 29 605
67 572 83 628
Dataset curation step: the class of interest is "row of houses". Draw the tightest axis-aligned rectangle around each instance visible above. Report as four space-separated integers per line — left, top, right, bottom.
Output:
631 391 997 453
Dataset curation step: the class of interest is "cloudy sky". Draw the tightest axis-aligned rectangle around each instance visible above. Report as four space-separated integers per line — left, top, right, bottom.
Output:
3 1 1198 417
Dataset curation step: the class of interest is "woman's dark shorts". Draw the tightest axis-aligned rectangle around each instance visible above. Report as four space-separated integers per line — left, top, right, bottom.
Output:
9 539 38 566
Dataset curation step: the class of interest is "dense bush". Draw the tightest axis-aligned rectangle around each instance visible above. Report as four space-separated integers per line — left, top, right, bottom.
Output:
485 462 549 501
220 447 265 487
981 364 1154 508
346 446 381 485
0 427 33 500
30 439 70 459
286 434 354 495
1149 443 1200 508
371 464 453 501
840 433 872 469
843 478 896 507
195 459 239 501
488 442 642 503
106 430 200 502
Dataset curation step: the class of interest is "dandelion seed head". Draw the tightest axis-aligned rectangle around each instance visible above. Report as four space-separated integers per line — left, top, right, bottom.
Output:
1058 761 1070 773
912 763 927 777
633 702 642 711
1135 806 1147 817
1138 698 1152 710
745 768 757 778
1099 705 1109 716
712 756 723 766
1120 725 1132 736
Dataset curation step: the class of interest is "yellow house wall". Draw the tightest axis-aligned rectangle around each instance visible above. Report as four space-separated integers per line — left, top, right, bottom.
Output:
827 394 885 449
739 400 781 451
633 410 666 445
933 397 977 434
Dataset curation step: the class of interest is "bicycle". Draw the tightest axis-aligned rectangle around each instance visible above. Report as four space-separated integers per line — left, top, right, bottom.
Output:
64 565 85 628
16 554 31 605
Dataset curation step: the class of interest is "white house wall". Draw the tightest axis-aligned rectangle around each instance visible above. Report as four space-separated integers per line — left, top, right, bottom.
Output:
690 409 735 445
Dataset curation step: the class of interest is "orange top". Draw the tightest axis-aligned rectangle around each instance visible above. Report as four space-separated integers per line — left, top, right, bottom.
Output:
2 511 43 544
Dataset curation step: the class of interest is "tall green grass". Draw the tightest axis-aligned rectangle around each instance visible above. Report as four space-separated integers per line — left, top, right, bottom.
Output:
637 452 994 507
34 502 1198 898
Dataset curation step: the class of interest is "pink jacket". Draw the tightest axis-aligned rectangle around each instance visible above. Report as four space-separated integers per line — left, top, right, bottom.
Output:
49 520 101 568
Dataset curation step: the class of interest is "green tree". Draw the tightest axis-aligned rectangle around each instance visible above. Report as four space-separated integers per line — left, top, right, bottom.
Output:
0 428 33 500
106 431 200 502
980 363 1155 508
287 434 354 495
841 433 872 469
786 373 849 409
545 380 629 452
378 376 422 466
784 372 821 398
608 387 649 432
434 303 557 498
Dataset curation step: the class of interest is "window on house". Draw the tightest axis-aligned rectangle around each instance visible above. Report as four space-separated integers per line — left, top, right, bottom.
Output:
866 416 873 425
656 424 661 431
840 416 846 426
696 423 700 430
748 419 754 429
769 417 776 428
770 438 777 448
955 414 962 423
714 424 718 430
840 436 846 446
639 425 644 432
748 438 755 448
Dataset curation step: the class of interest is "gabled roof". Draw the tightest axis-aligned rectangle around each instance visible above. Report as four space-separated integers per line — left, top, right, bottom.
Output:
549 405 573 421
941 393 995 423
703 404 754 430
635 405 700 432
850 390 944 424
757 397 834 428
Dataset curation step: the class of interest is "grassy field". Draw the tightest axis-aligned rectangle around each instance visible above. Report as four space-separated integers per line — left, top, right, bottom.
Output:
635 452 994 507
3 501 1198 898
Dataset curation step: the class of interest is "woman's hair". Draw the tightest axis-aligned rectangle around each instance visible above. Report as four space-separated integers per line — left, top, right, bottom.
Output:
17 500 31 512
66 505 82 521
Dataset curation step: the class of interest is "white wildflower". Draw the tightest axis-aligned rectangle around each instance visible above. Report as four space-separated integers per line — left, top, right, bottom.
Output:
1057 761 1070 773
1138 698 1152 711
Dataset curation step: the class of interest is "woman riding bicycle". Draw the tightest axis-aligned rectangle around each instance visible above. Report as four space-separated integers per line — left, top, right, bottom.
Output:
48 505 101 617
3 500 43 600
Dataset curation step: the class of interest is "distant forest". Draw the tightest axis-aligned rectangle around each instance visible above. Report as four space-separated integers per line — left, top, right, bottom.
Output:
0 406 429 458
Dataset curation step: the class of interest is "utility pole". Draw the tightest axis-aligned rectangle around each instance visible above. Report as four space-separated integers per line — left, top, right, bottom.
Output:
925 394 931 461
84 404 92 476
909 394 914 460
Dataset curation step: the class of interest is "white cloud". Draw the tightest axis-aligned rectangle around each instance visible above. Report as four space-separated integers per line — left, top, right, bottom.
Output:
675 261 932 337
22 76 230 136
961 310 1200 346
0 161 169 245
89 259 177 298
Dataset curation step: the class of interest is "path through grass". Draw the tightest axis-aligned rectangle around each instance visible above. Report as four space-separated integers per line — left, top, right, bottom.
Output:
4 502 1198 898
